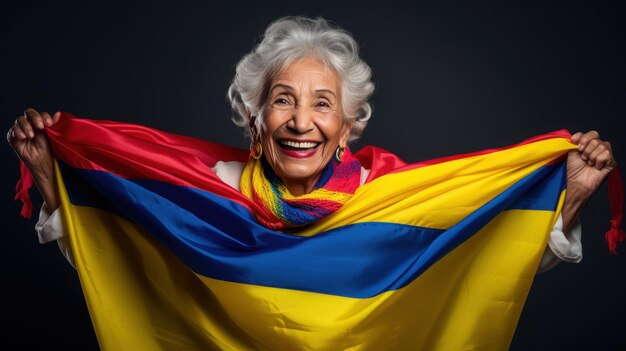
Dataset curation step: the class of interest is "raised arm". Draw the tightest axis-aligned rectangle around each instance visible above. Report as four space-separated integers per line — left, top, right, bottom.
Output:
7 108 61 212
561 131 617 234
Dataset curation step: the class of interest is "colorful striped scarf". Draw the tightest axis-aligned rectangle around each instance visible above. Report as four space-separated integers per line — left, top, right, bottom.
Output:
240 149 362 230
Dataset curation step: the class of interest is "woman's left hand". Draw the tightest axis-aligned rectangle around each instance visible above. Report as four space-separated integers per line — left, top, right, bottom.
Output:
567 130 617 198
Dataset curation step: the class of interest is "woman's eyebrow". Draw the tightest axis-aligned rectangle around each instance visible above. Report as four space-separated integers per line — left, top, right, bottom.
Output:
315 89 337 98
269 83 294 94
270 84 336 97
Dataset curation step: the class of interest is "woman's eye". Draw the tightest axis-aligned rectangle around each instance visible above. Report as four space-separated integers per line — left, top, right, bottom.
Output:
317 101 330 108
274 98 289 105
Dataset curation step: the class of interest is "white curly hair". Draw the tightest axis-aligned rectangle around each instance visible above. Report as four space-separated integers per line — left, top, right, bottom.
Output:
227 16 375 142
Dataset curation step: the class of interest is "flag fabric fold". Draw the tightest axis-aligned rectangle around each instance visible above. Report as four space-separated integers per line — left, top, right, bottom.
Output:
28 112 592 349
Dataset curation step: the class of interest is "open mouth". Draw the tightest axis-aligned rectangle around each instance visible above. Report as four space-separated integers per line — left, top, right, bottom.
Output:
277 140 321 158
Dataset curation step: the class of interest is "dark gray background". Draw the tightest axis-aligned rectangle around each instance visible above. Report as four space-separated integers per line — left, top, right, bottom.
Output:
2 0 625 349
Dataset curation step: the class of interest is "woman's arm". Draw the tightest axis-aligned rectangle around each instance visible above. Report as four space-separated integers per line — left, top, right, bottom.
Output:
561 131 616 234
7 108 61 212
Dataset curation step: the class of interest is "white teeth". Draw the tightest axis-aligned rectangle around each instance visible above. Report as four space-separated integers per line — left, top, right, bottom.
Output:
280 140 319 149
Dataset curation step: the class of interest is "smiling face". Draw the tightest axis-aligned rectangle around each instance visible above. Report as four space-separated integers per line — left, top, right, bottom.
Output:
257 56 352 196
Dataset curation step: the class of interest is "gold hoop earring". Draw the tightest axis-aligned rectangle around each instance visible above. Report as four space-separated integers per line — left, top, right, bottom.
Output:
251 142 263 160
334 146 345 163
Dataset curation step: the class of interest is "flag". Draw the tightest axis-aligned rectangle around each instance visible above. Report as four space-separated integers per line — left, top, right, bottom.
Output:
38 112 585 349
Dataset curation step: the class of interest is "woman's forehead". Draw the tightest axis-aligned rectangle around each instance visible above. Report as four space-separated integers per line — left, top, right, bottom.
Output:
270 58 341 94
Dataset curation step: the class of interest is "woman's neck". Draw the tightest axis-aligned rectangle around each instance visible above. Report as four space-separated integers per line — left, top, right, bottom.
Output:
282 174 321 196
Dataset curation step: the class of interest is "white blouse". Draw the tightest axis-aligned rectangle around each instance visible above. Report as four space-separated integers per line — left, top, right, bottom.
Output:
35 161 583 273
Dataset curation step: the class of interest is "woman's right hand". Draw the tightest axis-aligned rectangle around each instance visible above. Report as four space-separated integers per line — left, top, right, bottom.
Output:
7 108 61 211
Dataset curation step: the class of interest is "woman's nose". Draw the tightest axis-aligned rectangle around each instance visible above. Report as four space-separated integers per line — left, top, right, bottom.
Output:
289 106 314 134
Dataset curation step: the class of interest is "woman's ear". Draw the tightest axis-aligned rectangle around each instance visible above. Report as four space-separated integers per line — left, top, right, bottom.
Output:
248 114 257 140
340 122 353 147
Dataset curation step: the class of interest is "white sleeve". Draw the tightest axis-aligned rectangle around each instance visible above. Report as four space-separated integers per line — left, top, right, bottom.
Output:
536 214 583 274
212 161 245 190
35 204 76 268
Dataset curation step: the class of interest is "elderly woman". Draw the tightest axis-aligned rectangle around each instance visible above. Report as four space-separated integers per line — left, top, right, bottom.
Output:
8 16 618 350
